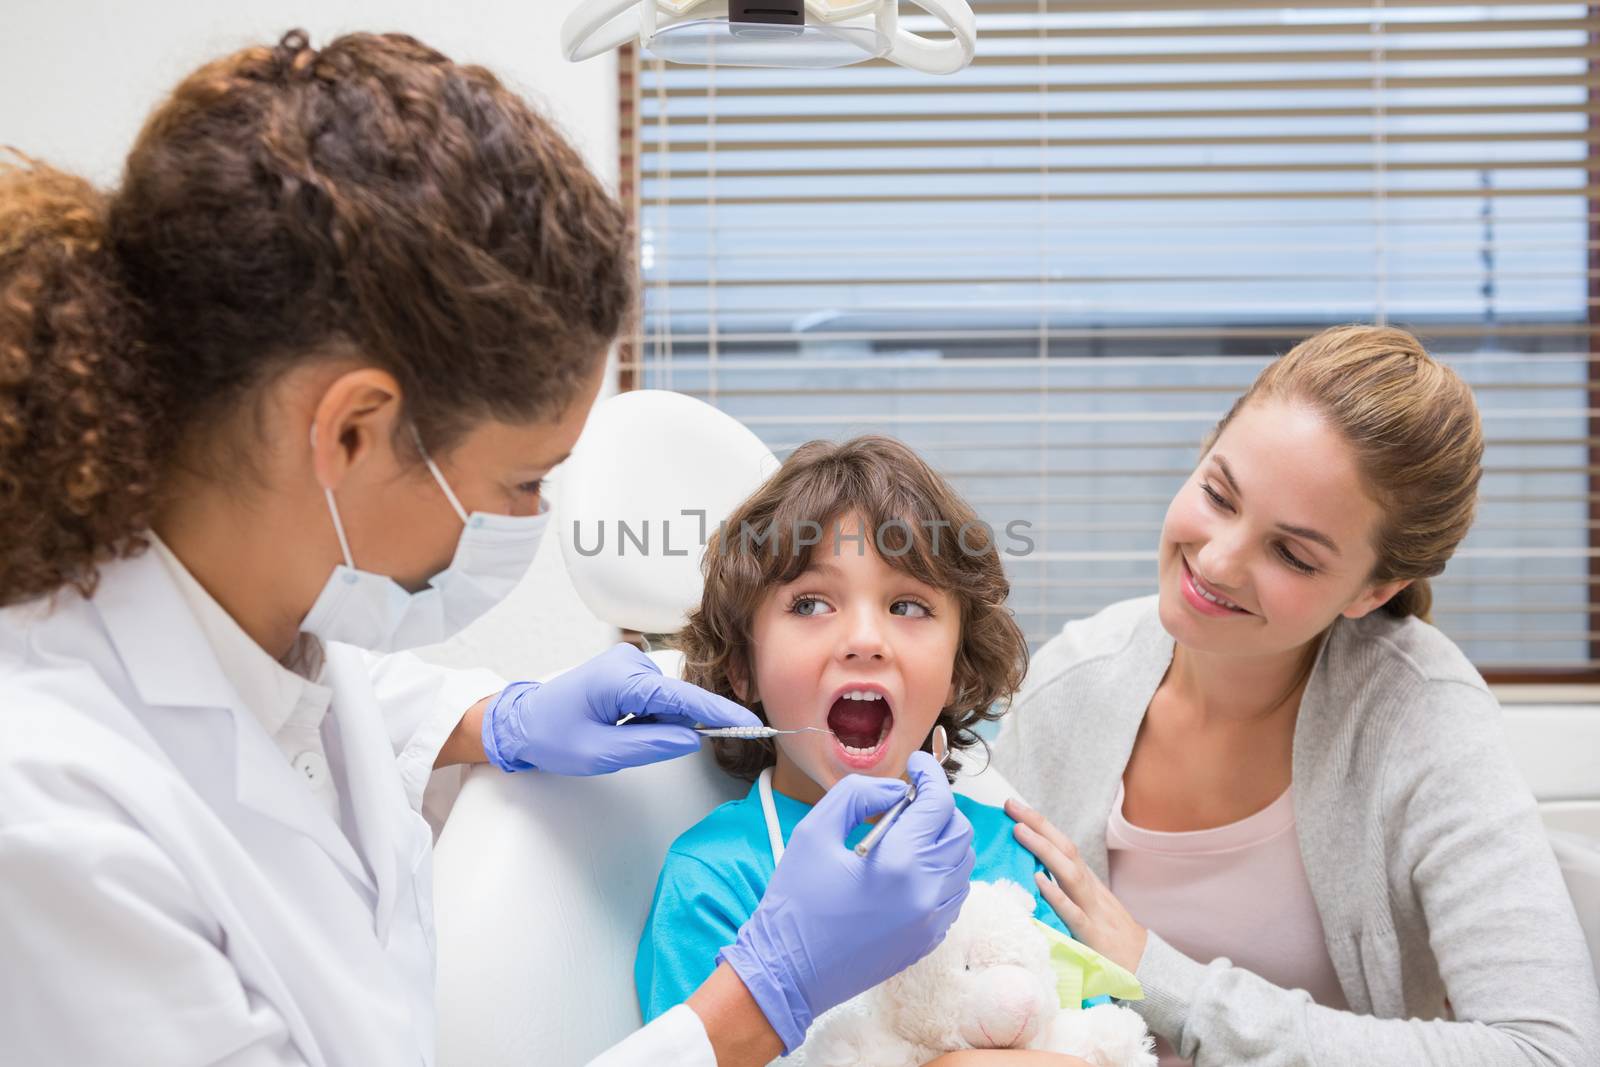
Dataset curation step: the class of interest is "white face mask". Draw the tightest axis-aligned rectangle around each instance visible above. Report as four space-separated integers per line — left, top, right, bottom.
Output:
300 429 551 652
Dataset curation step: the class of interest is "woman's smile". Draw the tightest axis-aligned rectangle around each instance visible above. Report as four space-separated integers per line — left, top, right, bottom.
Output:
1179 555 1252 618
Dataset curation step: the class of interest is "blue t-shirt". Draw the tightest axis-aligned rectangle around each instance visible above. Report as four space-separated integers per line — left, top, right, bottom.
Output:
634 780 1073 1022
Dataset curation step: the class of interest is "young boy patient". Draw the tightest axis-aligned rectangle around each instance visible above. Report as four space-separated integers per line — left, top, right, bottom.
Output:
636 435 1076 1028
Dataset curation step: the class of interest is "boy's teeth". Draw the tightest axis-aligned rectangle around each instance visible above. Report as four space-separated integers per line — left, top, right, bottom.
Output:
844 690 883 701
837 718 891 757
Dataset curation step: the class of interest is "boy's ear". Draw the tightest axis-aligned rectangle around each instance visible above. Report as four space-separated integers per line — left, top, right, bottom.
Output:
728 655 754 703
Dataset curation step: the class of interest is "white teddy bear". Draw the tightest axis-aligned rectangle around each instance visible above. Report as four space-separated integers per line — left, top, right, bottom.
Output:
797 880 1157 1067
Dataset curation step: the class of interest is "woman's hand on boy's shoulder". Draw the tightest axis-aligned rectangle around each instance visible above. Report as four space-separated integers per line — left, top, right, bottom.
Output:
1004 797 1148 974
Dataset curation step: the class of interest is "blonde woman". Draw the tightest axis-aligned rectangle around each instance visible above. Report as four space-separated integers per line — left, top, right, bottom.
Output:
993 326 1600 1067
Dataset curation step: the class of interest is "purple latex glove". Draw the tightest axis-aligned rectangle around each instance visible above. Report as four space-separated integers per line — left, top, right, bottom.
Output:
718 751 977 1053
480 643 760 776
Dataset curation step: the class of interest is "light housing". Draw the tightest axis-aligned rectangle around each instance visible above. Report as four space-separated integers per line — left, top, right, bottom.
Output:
562 0 976 75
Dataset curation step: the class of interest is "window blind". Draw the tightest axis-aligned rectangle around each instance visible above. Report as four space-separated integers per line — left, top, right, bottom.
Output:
620 0 1600 677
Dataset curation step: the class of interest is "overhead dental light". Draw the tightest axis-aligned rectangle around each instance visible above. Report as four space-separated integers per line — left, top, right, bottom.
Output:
562 0 977 75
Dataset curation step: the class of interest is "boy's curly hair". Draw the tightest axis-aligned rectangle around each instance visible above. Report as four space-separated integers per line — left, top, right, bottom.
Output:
673 435 1028 783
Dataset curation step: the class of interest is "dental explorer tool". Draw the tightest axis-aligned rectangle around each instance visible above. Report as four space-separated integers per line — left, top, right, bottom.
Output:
693 725 836 740
854 725 947 858
613 713 834 741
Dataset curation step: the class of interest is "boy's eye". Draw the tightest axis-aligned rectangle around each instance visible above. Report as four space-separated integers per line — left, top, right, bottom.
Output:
516 479 544 497
890 599 932 618
789 596 833 617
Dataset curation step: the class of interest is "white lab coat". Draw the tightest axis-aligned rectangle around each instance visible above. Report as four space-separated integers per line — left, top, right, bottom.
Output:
0 548 716 1067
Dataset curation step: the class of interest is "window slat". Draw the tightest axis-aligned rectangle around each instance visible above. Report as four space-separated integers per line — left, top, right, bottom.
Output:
650 73 1600 98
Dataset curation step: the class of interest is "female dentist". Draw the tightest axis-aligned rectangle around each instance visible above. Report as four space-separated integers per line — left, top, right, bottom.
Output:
0 30 973 1067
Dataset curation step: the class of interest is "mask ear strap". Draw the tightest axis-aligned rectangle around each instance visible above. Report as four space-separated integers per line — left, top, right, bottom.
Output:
412 424 471 524
311 420 359 569
324 488 357 568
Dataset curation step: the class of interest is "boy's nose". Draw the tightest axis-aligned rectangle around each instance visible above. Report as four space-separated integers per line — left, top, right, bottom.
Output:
839 606 890 661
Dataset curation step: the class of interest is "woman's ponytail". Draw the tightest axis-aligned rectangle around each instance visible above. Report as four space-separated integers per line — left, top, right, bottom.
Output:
1385 576 1434 625
0 154 155 606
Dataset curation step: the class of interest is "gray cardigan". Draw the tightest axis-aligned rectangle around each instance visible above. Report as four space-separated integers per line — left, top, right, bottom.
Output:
993 596 1600 1066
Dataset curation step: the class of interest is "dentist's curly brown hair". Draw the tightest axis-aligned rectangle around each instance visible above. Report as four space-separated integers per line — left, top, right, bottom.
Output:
674 435 1029 784
0 29 632 606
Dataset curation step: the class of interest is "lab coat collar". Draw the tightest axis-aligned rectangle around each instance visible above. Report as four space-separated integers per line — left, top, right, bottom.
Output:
94 544 241 711
148 534 331 740
319 641 413 941
94 546 379 895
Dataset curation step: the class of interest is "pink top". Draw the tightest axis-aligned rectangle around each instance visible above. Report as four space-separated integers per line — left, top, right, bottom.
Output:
1106 781 1346 1067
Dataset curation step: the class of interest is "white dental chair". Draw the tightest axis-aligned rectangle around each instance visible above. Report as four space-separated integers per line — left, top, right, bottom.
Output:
431 392 1600 1066
1501 706 1600 961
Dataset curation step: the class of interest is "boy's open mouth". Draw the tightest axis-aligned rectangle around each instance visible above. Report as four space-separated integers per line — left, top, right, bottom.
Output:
826 687 894 769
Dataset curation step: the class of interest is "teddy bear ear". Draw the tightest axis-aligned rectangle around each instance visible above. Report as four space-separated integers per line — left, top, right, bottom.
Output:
988 878 1037 916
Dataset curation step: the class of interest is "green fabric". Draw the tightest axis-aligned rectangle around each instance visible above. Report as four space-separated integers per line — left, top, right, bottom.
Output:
1033 918 1144 1009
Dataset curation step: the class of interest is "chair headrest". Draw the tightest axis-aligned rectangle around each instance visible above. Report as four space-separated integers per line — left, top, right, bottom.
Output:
556 389 779 635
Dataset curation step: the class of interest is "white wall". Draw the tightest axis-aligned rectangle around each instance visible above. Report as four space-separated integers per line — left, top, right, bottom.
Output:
0 0 617 189
0 0 624 685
